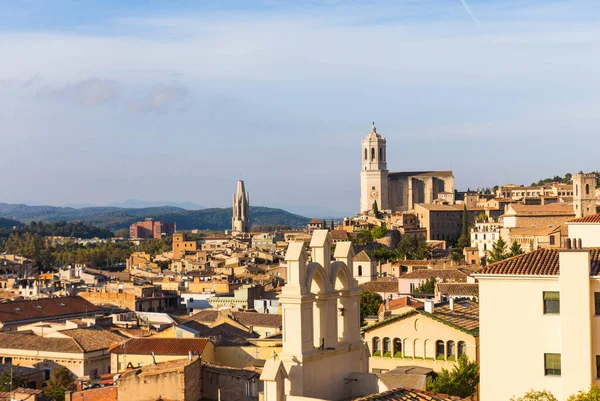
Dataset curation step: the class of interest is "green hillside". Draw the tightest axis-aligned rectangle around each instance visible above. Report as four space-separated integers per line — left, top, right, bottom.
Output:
0 203 310 231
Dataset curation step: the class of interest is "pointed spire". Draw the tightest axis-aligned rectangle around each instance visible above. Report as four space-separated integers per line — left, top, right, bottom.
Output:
371 122 376 133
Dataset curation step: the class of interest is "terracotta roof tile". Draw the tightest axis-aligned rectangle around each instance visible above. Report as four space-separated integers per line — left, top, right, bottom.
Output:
232 311 282 328
378 297 424 313
400 269 468 281
354 250 374 262
0 332 82 353
0 296 102 325
109 338 209 355
568 213 600 223
61 327 128 352
361 281 398 294
352 386 467 400
479 248 600 276
436 283 479 298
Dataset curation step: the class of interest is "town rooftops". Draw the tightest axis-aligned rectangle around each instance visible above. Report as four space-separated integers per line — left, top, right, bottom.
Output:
354 250 374 262
363 299 479 336
568 213 600 224
414 203 487 212
109 338 210 355
504 203 575 216
232 311 282 328
0 296 103 326
378 297 424 314
478 247 600 276
308 219 323 225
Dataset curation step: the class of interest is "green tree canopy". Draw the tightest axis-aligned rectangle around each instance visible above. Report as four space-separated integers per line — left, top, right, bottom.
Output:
44 366 76 401
567 386 600 401
511 390 558 401
371 224 387 240
0 366 27 392
413 277 436 294
360 291 383 325
426 355 479 398
372 200 379 217
487 237 508 264
509 240 524 258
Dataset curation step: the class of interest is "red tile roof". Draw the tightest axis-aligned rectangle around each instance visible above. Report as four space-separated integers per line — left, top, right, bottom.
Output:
568 213 600 223
480 248 600 276
352 386 466 400
377 297 424 313
400 269 468 281
232 312 282 328
0 297 102 325
360 281 399 294
109 338 209 356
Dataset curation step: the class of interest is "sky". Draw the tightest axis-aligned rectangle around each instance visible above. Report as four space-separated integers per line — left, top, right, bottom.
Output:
1 0 600 217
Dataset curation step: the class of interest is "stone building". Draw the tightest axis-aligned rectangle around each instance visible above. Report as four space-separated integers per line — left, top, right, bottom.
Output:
573 172 597 218
232 180 250 233
359 124 454 213
129 218 175 239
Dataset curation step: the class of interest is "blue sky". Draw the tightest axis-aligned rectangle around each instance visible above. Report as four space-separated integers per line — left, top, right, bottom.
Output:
1 0 600 217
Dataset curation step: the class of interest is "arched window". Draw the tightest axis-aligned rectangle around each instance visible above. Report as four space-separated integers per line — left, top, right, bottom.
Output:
372 337 381 355
576 185 579 196
435 340 445 360
383 338 391 356
393 338 402 357
358 265 363 276
586 184 590 195
447 341 456 359
379 148 383 161
458 341 467 358
371 148 375 161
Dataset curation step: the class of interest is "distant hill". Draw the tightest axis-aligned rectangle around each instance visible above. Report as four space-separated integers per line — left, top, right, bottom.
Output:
0 217 23 229
107 199 205 210
0 203 309 231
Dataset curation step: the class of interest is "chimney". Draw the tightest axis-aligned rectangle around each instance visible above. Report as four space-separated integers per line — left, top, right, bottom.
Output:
449 297 454 311
424 300 434 314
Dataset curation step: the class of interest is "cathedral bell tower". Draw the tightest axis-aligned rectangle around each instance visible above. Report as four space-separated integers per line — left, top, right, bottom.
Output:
360 123 389 213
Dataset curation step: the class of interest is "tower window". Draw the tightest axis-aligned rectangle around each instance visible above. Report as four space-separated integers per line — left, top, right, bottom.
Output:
364 148 367 161
379 148 383 161
586 184 590 195
371 148 375 161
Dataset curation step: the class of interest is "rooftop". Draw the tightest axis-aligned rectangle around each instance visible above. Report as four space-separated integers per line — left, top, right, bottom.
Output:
360 281 398 294
479 247 600 276
436 283 479 298
568 213 600 224
400 269 469 281
352 387 465 401
354 250 374 262
109 338 209 355
0 296 102 324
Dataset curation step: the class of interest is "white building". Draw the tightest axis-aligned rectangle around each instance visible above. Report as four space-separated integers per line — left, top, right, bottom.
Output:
470 218 501 258
474 212 600 401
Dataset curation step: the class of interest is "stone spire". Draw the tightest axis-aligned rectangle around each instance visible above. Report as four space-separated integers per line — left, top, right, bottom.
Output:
232 180 250 233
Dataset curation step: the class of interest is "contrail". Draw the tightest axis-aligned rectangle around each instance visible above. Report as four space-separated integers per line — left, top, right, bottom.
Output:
459 0 481 27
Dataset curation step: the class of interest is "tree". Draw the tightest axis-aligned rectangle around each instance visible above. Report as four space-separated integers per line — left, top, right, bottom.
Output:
0 366 27 392
372 200 379 217
477 211 488 222
509 240 524 257
456 205 470 249
330 219 335 230
360 291 383 325
355 230 373 245
413 277 436 294
511 390 558 401
426 355 479 398
568 386 600 401
371 224 387 240
487 237 508 264
44 366 76 401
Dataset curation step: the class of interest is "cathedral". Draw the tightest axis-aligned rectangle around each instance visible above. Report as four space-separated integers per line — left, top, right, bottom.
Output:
232 180 250 233
360 124 454 213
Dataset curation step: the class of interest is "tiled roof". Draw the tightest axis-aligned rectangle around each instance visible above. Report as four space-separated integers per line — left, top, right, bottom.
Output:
400 269 468 281
181 321 259 346
0 332 83 353
480 248 600 276
352 387 466 400
436 283 479 298
61 327 128 352
355 251 374 262
506 204 574 216
109 338 209 355
364 300 479 336
188 309 219 323
397 260 430 266
308 219 323 224
232 312 282 328
361 281 398 294
0 296 102 324
507 226 558 236
202 362 260 380
568 213 600 223
330 230 350 240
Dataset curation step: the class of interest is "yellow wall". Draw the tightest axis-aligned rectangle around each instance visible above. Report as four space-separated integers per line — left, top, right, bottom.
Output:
215 345 282 368
363 312 477 374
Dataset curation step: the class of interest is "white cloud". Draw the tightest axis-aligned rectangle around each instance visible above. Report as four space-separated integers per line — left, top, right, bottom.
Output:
42 78 122 106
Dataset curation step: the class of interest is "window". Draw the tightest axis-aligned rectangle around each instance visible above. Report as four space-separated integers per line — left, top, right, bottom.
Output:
364 148 367 160
447 341 456 359
4 357 12 365
371 148 375 161
595 293 600 315
383 338 391 355
597 356 600 379
458 341 467 357
358 266 363 276
45 369 51 380
550 236 555 246
409 283 415 293
393 338 402 356
586 184 590 195
372 337 381 354
436 340 445 359
543 292 560 314
544 353 561 375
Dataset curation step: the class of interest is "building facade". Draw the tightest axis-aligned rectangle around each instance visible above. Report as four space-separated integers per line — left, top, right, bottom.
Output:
359 124 455 213
129 219 175 239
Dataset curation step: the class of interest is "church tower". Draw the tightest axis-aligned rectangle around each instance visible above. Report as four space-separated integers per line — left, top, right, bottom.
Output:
360 123 389 213
573 172 597 218
232 180 250 233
